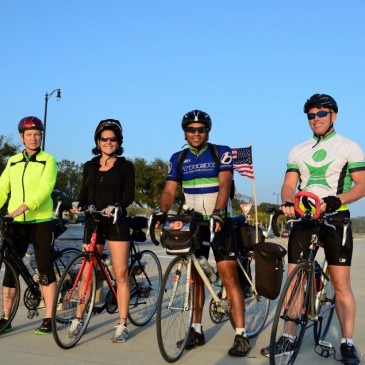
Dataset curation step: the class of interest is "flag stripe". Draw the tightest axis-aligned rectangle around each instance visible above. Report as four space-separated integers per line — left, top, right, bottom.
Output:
231 146 254 179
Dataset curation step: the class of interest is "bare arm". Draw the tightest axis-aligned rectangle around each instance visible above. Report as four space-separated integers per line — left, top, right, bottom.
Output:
214 170 232 211
160 180 179 213
336 170 365 205
280 171 298 216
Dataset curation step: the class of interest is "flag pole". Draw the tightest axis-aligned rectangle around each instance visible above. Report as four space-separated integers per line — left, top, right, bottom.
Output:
251 176 259 242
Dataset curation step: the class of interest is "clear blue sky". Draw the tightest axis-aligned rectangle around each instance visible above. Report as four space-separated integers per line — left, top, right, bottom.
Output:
1 1 365 216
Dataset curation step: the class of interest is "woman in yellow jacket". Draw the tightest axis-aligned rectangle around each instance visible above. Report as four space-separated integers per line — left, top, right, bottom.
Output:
0 116 58 335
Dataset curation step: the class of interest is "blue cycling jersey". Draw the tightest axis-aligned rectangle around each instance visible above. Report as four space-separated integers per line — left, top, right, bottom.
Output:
167 144 233 218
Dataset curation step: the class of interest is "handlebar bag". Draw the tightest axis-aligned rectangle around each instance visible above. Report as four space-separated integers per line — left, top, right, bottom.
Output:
161 214 201 255
253 241 287 300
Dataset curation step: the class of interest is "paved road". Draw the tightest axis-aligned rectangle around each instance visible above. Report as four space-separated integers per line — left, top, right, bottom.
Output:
1 225 364 365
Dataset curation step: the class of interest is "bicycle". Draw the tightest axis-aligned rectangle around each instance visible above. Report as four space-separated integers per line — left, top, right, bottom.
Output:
269 191 341 365
52 205 162 349
0 203 80 334
150 209 270 363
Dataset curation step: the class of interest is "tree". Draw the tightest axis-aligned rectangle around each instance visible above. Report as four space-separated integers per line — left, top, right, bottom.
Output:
0 135 20 173
0 135 21 215
133 157 168 210
54 159 84 209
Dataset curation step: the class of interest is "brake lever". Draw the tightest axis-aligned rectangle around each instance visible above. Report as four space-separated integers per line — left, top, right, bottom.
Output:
342 217 350 246
209 217 215 242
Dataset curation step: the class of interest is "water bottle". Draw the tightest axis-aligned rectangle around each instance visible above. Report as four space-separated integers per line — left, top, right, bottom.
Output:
314 261 322 292
198 256 217 283
104 256 115 279
23 253 38 281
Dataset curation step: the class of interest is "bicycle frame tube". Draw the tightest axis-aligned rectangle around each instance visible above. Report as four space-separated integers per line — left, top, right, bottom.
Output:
236 257 257 295
4 246 41 297
191 254 221 303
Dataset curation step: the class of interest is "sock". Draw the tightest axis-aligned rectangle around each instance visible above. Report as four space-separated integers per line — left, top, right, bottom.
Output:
236 328 246 337
283 333 296 343
192 323 202 333
341 338 354 346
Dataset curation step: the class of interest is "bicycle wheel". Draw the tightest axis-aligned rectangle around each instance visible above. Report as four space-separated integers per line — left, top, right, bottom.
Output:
156 256 193 363
128 249 162 326
313 266 335 344
0 257 20 333
52 253 96 349
53 247 81 281
270 262 310 365
238 253 270 338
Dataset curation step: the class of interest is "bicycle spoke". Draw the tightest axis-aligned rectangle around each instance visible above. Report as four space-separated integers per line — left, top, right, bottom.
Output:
156 256 193 362
128 250 162 326
52 254 96 349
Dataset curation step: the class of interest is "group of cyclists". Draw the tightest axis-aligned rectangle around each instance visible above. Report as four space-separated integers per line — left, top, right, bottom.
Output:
0 93 364 364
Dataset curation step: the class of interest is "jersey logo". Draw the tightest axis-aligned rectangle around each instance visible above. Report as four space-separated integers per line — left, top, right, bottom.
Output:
221 152 232 165
167 162 172 174
304 149 332 189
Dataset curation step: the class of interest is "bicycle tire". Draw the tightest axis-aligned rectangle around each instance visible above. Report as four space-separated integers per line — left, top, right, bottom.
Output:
270 262 311 365
0 257 20 333
52 253 96 349
313 266 335 344
53 247 81 281
230 254 270 338
128 249 162 326
156 256 193 363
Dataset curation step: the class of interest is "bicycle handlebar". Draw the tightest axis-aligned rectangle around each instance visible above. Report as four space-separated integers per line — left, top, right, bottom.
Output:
148 209 214 247
294 191 322 219
82 204 120 225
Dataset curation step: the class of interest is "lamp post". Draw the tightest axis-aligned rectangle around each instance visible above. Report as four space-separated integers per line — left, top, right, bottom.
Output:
42 88 61 150
273 192 280 206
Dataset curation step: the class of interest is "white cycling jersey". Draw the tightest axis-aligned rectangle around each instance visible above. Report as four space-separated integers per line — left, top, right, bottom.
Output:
286 131 365 209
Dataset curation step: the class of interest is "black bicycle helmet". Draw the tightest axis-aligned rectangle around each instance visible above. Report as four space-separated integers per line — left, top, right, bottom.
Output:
94 119 123 144
181 110 212 131
18 116 44 132
303 94 338 113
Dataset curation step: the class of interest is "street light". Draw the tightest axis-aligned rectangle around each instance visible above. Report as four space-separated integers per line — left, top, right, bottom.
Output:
273 192 280 206
42 88 61 150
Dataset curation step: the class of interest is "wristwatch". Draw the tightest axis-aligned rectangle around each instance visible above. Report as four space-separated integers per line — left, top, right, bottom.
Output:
212 209 225 217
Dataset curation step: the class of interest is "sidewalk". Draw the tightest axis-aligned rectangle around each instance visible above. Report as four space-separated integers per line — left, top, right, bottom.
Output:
1 228 364 365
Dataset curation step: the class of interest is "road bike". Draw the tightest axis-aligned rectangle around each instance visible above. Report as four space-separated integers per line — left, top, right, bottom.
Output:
0 201 80 334
52 205 162 349
150 209 269 363
269 191 341 365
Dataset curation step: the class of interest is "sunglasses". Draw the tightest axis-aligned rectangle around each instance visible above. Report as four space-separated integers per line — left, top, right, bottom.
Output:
99 136 117 142
307 111 331 120
185 127 209 134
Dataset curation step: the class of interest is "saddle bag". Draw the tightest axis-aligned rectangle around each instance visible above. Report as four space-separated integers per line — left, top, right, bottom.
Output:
253 241 287 300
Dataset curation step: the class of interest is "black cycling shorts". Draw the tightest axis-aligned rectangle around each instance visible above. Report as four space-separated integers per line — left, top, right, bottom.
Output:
4 221 56 287
195 218 237 263
288 211 353 266
83 215 131 245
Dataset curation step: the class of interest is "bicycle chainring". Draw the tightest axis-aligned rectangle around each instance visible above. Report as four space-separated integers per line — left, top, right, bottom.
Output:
105 289 118 314
24 286 41 310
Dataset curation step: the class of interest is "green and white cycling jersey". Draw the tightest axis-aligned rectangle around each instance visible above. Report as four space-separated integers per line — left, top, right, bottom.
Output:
286 131 365 210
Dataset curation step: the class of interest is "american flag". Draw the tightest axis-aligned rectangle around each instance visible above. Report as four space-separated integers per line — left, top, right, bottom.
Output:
231 147 254 179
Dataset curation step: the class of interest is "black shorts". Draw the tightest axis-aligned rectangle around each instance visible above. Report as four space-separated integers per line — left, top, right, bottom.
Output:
4 221 56 286
195 218 237 263
84 216 131 245
288 211 353 266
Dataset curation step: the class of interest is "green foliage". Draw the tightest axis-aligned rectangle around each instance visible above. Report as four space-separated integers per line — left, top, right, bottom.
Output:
53 159 84 209
133 157 168 210
0 135 21 215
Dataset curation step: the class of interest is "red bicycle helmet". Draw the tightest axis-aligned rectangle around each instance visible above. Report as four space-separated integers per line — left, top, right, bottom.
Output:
18 116 44 132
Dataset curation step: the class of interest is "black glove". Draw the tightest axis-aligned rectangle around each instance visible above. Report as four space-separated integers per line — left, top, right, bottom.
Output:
152 211 167 225
323 196 342 213
280 202 294 208
211 210 224 230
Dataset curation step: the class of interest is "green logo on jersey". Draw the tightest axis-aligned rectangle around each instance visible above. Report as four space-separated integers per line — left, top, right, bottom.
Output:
304 149 332 189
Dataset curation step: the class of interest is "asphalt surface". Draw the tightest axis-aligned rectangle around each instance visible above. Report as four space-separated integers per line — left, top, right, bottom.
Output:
1 224 364 365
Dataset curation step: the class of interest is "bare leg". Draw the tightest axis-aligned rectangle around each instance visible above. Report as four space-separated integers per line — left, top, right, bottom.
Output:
108 240 130 324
